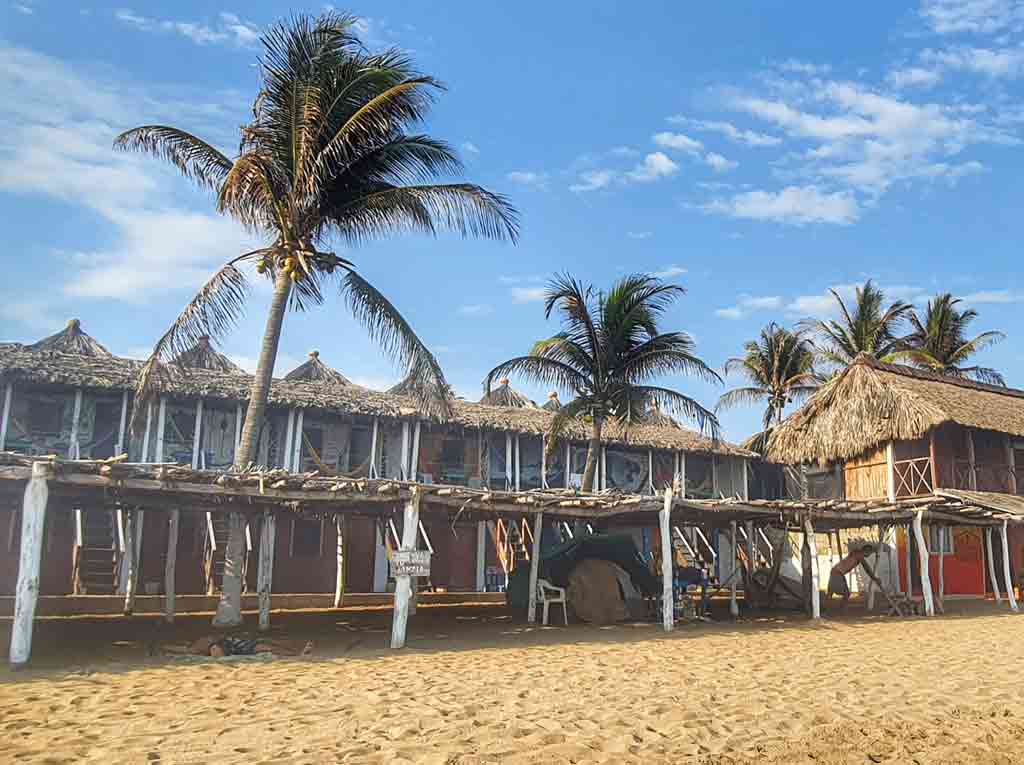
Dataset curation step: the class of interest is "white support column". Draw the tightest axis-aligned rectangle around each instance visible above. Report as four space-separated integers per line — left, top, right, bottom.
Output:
164 509 179 624
123 509 144 615
712 455 719 497
119 511 134 600
967 430 978 490
154 397 167 463
283 409 296 471
191 399 204 469
660 487 675 632
680 452 687 498
600 446 607 492
9 461 50 667
564 441 571 489
115 390 129 457
1001 520 1018 612
505 433 513 490
742 459 750 501
541 435 547 489
333 514 346 608
804 517 820 620
905 524 913 596
291 409 305 472
400 421 411 480
258 511 277 631
526 512 544 623
234 403 243 457
0 382 12 451
986 527 1002 603
391 488 422 649
1007 435 1017 495
912 511 935 616
729 521 739 617
514 435 521 492
745 520 755 574
885 441 896 502
68 389 83 459
938 527 945 608
410 422 421 482
141 401 153 464
475 521 487 591
369 418 379 478
648 450 654 495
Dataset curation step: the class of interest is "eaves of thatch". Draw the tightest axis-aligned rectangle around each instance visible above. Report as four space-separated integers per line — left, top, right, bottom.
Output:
766 355 1024 465
0 344 752 457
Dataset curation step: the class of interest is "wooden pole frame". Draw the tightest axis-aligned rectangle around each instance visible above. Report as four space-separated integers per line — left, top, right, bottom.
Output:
391 488 422 649
369 417 379 479
0 382 12 452
115 390 129 457
967 429 978 490
141 401 153 464
191 399 204 469
154 397 167 463
9 461 51 667
410 422 421 482
258 511 277 631
164 509 179 623
514 435 521 492
803 517 820 620
885 441 896 502
234 403 243 456
291 408 305 473
68 389 83 459
475 521 487 591
986 527 1002 603
504 433 513 490
729 521 739 617
1007 435 1017 495
333 514 346 608
1000 519 1018 612
283 409 296 471
912 511 935 616
660 486 674 632
526 511 544 623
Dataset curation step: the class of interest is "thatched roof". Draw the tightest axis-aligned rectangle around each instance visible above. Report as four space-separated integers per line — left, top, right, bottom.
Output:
479 378 536 408
30 319 111 357
642 401 681 429
285 351 352 385
541 391 562 412
767 355 1024 465
0 343 751 457
172 336 245 374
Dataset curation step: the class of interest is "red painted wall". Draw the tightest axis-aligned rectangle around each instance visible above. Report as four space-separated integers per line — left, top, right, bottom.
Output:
898 526 988 596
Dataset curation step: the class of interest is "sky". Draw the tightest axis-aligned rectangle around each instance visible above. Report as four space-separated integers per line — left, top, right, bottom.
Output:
1 1 1023 443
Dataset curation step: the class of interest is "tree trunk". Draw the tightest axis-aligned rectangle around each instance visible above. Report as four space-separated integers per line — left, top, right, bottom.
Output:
213 265 292 629
580 417 603 493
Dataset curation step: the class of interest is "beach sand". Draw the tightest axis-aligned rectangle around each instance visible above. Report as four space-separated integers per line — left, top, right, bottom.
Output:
2 600 1023 763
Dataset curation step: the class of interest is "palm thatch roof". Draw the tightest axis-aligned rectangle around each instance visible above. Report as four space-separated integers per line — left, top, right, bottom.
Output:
0 343 752 457
285 350 352 385
767 354 1024 465
541 391 562 412
480 378 536 408
642 401 681 429
172 336 245 374
30 319 111 357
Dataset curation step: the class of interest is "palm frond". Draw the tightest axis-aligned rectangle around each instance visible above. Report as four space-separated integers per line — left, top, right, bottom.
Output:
626 385 720 438
483 356 588 397
716 387 770 412
114 126 232 192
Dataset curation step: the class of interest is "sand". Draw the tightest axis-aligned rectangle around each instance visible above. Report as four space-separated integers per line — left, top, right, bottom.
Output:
2 601 1024 764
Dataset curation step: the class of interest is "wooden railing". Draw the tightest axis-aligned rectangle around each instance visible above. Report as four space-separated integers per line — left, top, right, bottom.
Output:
893 457 933 498
951 460 1016 493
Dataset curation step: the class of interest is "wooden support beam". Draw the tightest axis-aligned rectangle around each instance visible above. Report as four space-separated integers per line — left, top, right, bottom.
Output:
505 433 513 490
0 382 12 452
904 524 913 597
191 399 204 469
564 441 571 489
369 418 379 479
912 511 935 616
400 422 410 480
600 446 607 492
68 389 83 459
257 511 277 631
333 514 346 609
730 521 739 617
9 461 50 668
213 512 246 628
164 509 179 623
116 391 129 457
283 409 296 471
742 458 750 501
986 527 1002 603
1007 435 1017 496
475 521 487 591
141 401 153 464
803 517 820 620
660 486 674 632
680 452 687 498
291 409 305 473
967 430 978 491
123 509 144 615
154 397 167 463
1001 519 1018 612
526 511 544 623
929 430 940 491
410 422 421 482
745 519 755 575
391 488 422 649
885 441 896 502
514 435 521 492
648 450 654 495
234 404 243 457
938 527 945 611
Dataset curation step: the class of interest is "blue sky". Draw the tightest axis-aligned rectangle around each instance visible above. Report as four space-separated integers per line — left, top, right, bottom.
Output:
1 1 1023 442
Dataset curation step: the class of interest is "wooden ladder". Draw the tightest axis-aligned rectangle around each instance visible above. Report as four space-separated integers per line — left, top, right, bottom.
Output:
75 510 118 595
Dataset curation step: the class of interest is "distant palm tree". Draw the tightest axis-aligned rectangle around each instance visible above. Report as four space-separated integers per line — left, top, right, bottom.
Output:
802 280 912 367
115 13 517 626
898 293 1006 385
484 274 720 492
717 323 819 448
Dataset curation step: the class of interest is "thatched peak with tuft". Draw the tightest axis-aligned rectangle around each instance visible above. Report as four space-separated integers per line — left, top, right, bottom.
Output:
480 378 536 408
285 350 352 386
766 354 1024 465
542 391 562 412
30 319 112 357
172 336 246 374
642 401 681 429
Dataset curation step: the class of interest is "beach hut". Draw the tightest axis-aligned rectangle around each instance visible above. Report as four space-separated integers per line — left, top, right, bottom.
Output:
285 350 352 386
30 319 112 357
479 378 536 408
172 336 246 374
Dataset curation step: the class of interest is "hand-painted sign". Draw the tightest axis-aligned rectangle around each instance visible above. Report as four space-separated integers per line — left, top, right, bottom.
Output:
392 549 431 578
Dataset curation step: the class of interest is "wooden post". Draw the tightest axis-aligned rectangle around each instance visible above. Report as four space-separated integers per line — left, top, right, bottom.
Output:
967 430 978 490
1007 435 1017 495
904 524 913 596
10 461 50 667
1000 520 1018 612
526 512 544 623
648 450 654 495
729 521 739 617
400 422 411 479
600 446 607 491
333 514 346 608
541 435 547 489
680 452 687 498
885 441 896 502
283 409 295 470
711 455 719 497
564 441 571 489
391 488 422 649
141 401 153 463
410 422 421 482
164 509 179 623
505 433 513 489
124 509 144 615
660 486 674 632
867 525 882 610
257 511 277 631
154 397 167 463
475 521 487 591
986 527 1002 602
803 517 820 620
234 403 243 457
938 527 945 610
514 435 521 492
369 418 379 478
0 382 12 451
191 399 204 469
291 409 305 472
68 389 83 459
745 520 755 573
929 430 940 491
912 511 935 616
115 390 129 457
742 458 750 501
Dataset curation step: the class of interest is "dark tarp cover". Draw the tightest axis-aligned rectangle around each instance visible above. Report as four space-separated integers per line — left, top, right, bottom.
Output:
506 533 660 610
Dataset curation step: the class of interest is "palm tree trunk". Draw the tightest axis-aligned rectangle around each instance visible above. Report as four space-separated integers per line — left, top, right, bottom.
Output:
213 266 292 628
581 417 603 493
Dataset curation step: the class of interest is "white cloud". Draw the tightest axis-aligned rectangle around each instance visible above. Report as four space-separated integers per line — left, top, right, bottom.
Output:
461 141 480 155
627 231 653 239
920 0 1024 35
13 3 33 14
510 287 547 303
715 307 744 320
715 294 783 319
704 186 860 226
922 45 1024 77
962 289 1024 303
886 66 943 88
704 152 738 172
652 131 704 154
569 168 617 192
785 283 929 318
507 170 549 189
458 303 493 316
668 117 782 147
0 299 63 333
115 9 261 47
626 152 679 182
651 265 688 279
778 59 832 76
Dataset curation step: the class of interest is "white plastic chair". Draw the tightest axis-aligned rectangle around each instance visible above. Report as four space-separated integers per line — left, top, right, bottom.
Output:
537 578 568 626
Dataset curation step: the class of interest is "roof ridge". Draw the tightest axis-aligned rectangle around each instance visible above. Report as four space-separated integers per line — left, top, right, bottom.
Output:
864 356 1024 401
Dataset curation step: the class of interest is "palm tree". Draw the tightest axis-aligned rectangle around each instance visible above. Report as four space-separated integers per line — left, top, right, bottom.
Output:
802 280 912 368
717 323 818 450
899 293 1006 385
484 273 720 492
115 13 517 626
